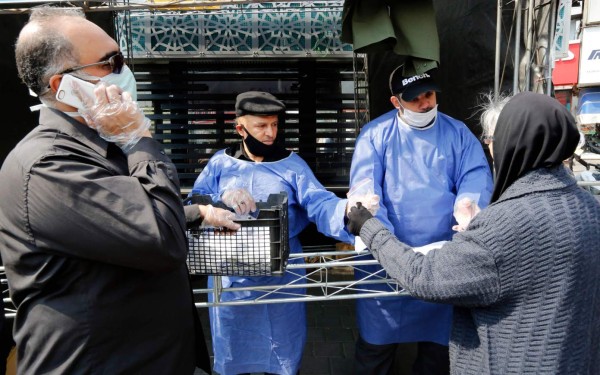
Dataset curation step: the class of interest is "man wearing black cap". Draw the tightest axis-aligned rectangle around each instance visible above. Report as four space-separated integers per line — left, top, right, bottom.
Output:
188 91 370 375
347 66 494 374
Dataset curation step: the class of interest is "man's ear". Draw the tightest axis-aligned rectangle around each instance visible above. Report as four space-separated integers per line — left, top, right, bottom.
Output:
390 95 401 110
48 75 63 94
234 122 245 137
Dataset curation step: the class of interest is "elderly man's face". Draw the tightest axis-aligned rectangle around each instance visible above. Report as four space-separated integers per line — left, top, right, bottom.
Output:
45 17 122 106
36 17 124 118
237 115 279 144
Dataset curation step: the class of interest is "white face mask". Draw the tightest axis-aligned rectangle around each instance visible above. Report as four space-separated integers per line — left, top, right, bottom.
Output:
399 104 438 128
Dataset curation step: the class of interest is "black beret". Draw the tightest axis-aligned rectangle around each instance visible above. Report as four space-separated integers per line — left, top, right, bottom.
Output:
235 91 286 117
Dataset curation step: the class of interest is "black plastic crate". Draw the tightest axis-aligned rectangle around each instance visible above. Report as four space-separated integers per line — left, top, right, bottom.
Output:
184 192 289 276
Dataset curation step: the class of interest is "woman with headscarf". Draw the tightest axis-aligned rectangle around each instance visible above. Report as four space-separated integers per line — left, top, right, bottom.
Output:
346 92 600 374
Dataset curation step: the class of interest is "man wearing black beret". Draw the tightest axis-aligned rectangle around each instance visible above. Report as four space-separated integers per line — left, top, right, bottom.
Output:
231 91 290 162
188 91 377 375
235 91 286 115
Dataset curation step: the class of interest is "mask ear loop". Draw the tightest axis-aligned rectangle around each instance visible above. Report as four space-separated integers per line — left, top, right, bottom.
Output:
240 125 251 139
391 95 404 112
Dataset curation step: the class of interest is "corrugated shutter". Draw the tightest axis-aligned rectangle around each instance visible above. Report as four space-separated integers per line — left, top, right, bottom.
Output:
133 58 367 192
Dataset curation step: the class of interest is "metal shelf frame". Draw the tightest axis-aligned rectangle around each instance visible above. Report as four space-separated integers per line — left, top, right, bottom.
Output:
1 249 408 319
194 249 408 308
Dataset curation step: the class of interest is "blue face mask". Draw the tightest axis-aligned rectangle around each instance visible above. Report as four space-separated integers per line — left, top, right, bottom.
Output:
58 65 137 119
97 65 138 102
72 64 138 102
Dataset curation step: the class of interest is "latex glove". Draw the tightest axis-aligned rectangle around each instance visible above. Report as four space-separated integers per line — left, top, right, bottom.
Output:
452 198 481 232
346 202 374 236
346 194 380 215
221 188 257 215
346 178 380 215
200 205 241 230
78 83 151 152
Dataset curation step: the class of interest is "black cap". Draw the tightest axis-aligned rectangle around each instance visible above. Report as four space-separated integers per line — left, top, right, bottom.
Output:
235 91 286 117
389 66 441 101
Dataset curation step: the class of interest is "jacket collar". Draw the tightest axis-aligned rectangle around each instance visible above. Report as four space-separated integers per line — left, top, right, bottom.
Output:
39 107 110 158
495 165 577 203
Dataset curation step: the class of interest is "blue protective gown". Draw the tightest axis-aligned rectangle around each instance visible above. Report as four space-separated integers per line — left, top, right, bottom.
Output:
350 109 493 346
190 149 352 375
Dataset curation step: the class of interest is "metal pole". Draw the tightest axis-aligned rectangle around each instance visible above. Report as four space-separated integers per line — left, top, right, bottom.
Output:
514 0 522 93
547 0 557 96
524 0 536 91
495 0 503 97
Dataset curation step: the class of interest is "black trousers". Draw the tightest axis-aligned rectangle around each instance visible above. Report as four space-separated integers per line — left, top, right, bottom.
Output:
354 336 450 375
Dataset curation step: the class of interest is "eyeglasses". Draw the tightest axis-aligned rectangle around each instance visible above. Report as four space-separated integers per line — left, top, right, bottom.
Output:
59 52 125 75
482 135 494 145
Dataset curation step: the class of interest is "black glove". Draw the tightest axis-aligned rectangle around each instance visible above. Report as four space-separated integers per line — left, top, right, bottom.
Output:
346 202 373 236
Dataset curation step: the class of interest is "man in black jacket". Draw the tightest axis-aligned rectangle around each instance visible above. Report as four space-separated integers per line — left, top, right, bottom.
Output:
0 6 210 374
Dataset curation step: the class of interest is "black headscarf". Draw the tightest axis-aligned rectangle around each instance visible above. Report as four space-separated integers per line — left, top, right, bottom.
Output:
490 92 580 202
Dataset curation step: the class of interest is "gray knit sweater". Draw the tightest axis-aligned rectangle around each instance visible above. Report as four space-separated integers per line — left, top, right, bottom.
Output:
360 166 600 374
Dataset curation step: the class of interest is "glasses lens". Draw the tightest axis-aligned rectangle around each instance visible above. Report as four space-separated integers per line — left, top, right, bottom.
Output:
110 52 124 74
59 52 124 75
